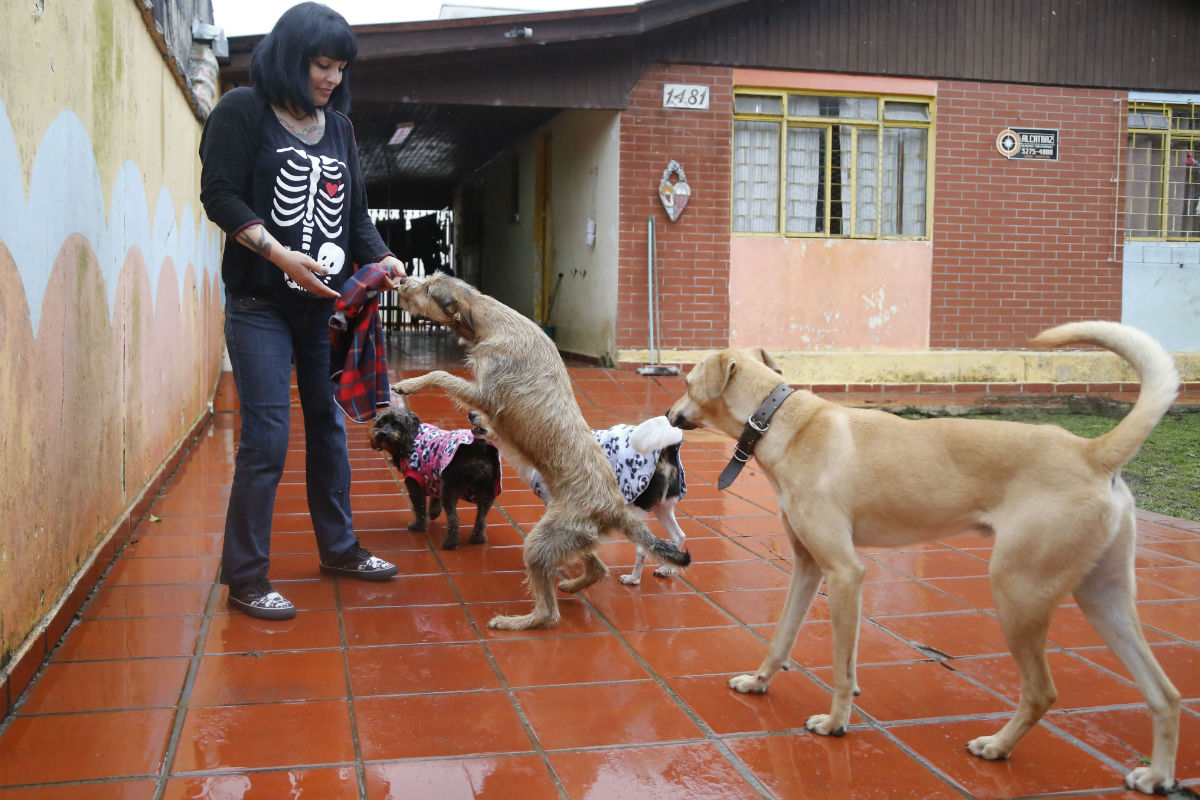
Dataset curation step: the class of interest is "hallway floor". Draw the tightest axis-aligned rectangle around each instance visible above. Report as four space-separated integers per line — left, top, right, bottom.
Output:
1 329 1197 799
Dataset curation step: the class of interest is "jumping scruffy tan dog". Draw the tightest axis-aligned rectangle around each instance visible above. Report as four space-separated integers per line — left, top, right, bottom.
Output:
666 322 1180 795
391 272 690 629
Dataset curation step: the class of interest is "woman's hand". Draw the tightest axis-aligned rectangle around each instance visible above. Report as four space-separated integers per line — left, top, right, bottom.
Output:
275 248 340 298
377 255 407 291
234 224 339 298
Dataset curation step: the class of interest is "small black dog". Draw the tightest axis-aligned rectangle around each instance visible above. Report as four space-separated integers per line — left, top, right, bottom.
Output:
369 406 501 550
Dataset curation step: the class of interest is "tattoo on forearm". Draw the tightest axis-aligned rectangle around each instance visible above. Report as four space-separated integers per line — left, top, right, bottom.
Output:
238 228 273 259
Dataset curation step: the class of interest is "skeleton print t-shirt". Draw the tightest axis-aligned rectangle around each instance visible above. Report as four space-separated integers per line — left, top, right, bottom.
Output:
254 112 355 295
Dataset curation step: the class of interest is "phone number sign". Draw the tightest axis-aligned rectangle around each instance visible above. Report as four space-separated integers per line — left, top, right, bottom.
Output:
996 127 1059 160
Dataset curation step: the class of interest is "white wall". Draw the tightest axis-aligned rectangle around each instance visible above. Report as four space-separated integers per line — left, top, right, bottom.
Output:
1122 242 1200 352
545 110 621 362
467 110 621 360
478 148 537 316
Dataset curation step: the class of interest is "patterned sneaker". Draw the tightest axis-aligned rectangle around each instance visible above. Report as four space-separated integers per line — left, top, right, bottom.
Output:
227 578 296 620
320 544 398 582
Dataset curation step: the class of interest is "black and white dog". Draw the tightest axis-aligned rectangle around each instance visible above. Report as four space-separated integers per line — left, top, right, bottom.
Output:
470 412 687 585
370 405 501 550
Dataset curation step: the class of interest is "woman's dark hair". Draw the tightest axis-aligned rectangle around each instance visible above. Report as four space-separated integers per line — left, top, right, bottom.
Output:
250 2 357 115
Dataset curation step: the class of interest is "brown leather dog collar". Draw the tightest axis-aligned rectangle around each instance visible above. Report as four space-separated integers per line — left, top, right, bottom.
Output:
717 383 796 490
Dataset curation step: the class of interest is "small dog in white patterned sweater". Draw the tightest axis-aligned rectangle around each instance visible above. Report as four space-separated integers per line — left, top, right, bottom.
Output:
471 413 687 585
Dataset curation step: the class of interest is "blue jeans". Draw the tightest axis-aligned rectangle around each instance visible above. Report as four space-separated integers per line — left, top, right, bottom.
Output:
221 290 358 587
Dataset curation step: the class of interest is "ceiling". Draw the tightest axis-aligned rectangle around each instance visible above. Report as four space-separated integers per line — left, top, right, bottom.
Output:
350 102 559 210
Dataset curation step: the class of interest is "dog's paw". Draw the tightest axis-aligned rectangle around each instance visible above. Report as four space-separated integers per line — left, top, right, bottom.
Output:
488 613 557 631
805 714 847 737
652 565 677 578
468 531 487 545
728 674 768 695
966 735 1010 761
618 573 642 585
1124 766 1176 795
406 521 427 532
441 538 458 551
391 379 417 396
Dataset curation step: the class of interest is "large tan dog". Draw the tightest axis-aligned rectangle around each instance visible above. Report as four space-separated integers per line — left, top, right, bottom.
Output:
390 272 690 629
666 322 1180 795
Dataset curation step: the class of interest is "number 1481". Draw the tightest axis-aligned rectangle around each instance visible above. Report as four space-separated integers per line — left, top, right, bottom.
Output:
663 83 710 110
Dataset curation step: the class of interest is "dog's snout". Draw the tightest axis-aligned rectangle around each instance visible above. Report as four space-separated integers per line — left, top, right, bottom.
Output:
667 408 697 430
468 410 480 424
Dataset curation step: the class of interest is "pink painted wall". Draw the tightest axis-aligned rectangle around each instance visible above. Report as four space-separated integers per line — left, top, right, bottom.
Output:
730 237 932 350
728 71 938 351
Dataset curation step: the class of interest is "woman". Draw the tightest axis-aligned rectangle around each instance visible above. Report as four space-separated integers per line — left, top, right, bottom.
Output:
199 2 404 620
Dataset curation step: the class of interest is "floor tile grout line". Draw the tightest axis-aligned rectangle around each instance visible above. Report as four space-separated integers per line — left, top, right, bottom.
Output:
599 555 1068 800
574 585 777 799
333 576 370 799
423 539 575 800
7 342 1196 796
151 570 223 800
0 520 187 739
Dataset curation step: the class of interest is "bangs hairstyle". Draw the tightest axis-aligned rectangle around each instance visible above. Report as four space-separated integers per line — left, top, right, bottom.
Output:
250 2 358 115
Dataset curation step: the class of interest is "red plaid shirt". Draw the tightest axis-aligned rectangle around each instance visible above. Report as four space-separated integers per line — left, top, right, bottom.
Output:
329 263 391 422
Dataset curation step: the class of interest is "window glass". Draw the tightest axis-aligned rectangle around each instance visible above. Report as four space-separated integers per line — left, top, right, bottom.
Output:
855 129 879 236
735 94 782 115
1125 131 1165 238
733 90 931 238
1167 140 1200 236
1171 107 1200 131
1124 103 1200 241
789 94 878 120
785 126 823 233
733 120 781 232
880 127 928 236
883 102 930 122
1129 110 1168 129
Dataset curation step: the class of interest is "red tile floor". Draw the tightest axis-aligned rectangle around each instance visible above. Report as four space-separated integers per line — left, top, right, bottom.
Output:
1 327 1198 799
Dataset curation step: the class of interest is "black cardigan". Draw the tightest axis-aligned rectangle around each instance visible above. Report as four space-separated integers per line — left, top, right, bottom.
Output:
198 87 391 294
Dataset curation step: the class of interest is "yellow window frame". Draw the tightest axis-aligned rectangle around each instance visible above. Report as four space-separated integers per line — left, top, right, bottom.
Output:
732 88 935 240
1124 101 1200 242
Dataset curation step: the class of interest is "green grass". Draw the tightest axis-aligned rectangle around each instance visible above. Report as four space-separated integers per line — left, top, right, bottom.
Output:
895 404 1200 523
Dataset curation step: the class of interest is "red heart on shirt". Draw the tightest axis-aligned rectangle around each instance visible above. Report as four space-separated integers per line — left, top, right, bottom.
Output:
325 182 341 197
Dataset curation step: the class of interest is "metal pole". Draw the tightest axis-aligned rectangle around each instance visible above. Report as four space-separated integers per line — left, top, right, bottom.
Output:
647 216 657 363
637 217 680 376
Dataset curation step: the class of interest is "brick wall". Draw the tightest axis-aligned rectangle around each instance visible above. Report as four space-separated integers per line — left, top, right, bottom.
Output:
617 64 733 351
931 82 1124 348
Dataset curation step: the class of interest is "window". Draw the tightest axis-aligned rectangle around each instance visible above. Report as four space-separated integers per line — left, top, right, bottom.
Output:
1125 101 1200 241
733 91 932 238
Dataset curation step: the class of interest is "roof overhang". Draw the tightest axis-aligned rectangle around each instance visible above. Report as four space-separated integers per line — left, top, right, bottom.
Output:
219 0 748 209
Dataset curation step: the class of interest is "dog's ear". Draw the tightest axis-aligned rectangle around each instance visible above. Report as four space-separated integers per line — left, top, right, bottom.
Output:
745 346 783 375
694 351 738 400
430 280 477 337
396 409 421 437
451 304 476 337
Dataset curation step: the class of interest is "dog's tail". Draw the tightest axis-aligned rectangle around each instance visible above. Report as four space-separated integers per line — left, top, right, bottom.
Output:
629 415 684 454
1031 321 1178 474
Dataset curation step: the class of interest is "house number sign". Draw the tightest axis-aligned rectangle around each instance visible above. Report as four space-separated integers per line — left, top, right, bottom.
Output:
662 83 710 110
